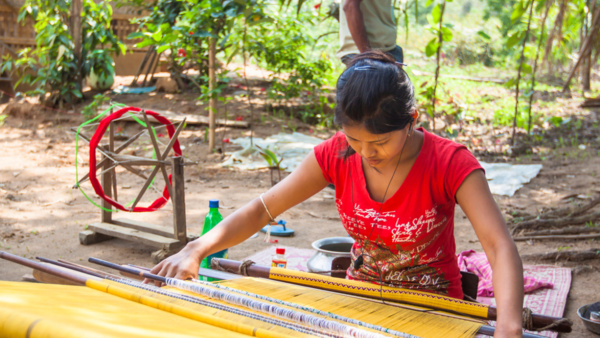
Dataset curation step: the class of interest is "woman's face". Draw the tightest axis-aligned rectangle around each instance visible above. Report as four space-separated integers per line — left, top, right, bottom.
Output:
342 123 410 169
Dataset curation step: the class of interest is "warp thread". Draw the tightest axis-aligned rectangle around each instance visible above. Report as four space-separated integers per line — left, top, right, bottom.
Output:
522 308 572 332
187 277 418 338
167 278 398 338
111 278 334 338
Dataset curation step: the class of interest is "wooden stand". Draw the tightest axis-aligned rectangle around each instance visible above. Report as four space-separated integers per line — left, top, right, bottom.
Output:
80 155 196 263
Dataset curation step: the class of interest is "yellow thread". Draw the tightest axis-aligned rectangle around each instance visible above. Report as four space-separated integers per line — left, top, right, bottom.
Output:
0 281 251 338
269 267 490 319
221 277 482 338
87 279 291 338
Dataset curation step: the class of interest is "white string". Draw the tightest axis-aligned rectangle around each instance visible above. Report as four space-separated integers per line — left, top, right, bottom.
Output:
166 278 396 338
187 277 419 338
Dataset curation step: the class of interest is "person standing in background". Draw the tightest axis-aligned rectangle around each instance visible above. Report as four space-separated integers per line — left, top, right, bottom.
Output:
338 0 404 65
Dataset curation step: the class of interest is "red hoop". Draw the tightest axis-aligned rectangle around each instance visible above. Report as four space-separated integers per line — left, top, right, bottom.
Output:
88 107 182 212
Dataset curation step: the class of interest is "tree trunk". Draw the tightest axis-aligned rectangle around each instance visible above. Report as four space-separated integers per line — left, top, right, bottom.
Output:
511 0 534 145
431 0 446 132
542 0 568 72
527 0 552 134
582 0 596 91
562 3 600 91
208 36 217 151
71 0 82 90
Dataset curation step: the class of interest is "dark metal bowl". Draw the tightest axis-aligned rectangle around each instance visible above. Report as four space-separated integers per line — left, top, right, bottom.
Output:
578 303 600 335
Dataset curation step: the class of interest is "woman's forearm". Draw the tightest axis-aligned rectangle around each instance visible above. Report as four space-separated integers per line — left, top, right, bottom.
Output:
187 198 270 259
489 243 524 335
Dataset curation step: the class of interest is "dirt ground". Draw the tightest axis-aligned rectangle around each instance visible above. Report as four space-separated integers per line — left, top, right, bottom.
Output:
0 86 599 337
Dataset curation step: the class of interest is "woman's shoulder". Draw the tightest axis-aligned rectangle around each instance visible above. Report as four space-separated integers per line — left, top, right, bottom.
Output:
314 131 347 156
313 131 349 184
420 128 476 164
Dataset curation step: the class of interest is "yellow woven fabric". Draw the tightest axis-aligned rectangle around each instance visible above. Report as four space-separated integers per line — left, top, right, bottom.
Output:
220 277 483 338
0 281 250 338
269 267 490 319
98 279 310 338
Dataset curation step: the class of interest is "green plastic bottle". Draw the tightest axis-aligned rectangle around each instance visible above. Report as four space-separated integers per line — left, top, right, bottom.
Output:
199 199 228 281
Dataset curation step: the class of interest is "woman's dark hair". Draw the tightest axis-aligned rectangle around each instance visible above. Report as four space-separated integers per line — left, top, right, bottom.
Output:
335 50 416 135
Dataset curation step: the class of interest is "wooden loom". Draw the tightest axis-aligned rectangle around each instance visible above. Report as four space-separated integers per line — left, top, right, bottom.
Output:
0 251 571 338
74 107 197 263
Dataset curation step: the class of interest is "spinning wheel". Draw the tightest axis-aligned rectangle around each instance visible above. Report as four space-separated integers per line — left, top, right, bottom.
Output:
74 106 196 263
75 107 185 212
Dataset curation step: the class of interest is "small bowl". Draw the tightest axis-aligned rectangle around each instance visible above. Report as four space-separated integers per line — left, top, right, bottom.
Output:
578 303 600 335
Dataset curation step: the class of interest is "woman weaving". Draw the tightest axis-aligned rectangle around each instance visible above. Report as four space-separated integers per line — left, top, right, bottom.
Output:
151 51 525 337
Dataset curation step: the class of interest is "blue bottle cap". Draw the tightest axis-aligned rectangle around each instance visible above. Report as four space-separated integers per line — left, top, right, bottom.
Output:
209 199 219 208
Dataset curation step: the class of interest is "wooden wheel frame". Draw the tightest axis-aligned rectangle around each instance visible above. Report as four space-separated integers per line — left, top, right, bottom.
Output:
76 107 185 212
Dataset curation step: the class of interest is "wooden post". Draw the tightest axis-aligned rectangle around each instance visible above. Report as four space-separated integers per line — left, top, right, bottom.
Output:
101 145 112 223
208 36 217 151
71 0 82 89
171 156 186 244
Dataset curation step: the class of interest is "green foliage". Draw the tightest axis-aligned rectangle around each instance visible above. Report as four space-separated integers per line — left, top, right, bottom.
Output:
234 9 334 125
3 0 124 107
81 94 110 118
256 145 283 168
130 0 265 83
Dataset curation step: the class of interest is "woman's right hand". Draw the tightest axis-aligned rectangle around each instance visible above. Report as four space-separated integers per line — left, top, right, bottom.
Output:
145 241 204 286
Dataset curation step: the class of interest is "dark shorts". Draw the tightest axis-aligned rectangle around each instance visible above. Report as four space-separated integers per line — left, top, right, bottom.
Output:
341 45 404 66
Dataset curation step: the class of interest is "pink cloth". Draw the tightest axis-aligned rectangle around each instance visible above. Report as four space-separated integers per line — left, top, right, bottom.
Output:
457 250 554 297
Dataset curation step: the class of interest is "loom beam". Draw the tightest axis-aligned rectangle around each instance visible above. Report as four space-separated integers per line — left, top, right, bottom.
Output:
212 258 572 334
0 251 95 285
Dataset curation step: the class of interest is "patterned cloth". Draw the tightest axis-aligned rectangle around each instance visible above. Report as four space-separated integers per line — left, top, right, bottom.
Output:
476 265 571 338
457 250 554 297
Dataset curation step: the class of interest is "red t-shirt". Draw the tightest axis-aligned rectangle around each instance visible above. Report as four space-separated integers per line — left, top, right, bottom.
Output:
314 128 483 299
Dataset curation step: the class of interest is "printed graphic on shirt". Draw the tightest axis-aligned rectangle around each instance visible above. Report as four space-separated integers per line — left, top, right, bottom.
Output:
348 238 449 295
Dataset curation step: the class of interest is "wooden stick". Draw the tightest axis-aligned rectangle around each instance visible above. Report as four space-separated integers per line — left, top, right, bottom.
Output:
514 233 600 241
160 118 187 160
0 251 93 285
521 248 600 262
130 111 164 210
141 110 174 201
109 120 118 202
511 210 600 235
57 259 124 280
130 47 153 87
37 257 106 279
89 257 167 283
212 259 572 333
521 226 600 236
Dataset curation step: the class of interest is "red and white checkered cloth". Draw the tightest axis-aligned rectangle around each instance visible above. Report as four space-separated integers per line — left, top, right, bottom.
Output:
457 250 554 297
